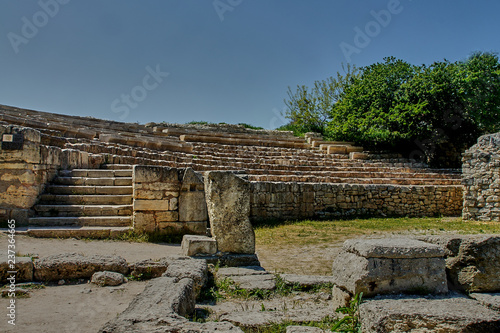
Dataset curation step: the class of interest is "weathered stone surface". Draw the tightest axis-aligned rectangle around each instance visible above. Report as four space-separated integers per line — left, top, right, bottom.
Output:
199 253 260 267
281 274 334 288
34 253 128 281
179 168 208 222
331 285 351 309
213 293 333 330
360 294 500 333
163 258 208 296
181 235 217 256
180 321 244 332
421 234 500 292
332 239 448 297
463 132 500 222
128 257 178 279
344 238 445 258
470 293 500 311
216 266 267 277
286 327 326 333
216 266 276 291
0 256 33 283
133 165 180 184
100 277 195 332
133 199 169 211
91 271 125 286
204 171 255 254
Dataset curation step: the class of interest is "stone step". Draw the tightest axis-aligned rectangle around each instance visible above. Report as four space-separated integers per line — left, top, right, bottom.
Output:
33 204 133 217
248 175 461 185
101 164 135 170
59 169 132 177
38 194 133 205
28 216 132 227
45 185 133 195
25 226 131 239
52 177 132 186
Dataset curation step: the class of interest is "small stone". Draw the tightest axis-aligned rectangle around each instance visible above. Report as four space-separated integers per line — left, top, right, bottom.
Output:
91 271 125 287
58 279 65 285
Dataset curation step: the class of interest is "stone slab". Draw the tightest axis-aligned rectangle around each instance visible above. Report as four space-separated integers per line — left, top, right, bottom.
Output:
216 266 275 291
195 253 260 267
470 293 500 311
332 251 448 297
216 266 267 277
128 257 178 279
181 235 217 256
163 257 208 297
360 294 500 333
204 171 255 254
281 274 334 288
34 253 128 281
343 238 445 259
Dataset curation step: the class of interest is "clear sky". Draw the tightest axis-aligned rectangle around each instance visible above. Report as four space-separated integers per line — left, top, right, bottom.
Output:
1 0 499 129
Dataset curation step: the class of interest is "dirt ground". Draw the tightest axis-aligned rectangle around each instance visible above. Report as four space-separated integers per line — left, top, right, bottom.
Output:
0 231 432 332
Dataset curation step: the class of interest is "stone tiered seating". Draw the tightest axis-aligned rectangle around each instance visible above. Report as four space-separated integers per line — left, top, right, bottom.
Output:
0 104 461 188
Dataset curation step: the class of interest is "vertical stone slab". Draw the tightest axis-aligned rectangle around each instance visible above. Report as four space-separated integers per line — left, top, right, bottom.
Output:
204 171 255 254
179 168 208 222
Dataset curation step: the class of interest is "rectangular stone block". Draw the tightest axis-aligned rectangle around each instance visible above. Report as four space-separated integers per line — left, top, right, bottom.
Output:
133 199 169 211
181 235 217 256
156 211 179 222
332 238 448 297
133 212 156 232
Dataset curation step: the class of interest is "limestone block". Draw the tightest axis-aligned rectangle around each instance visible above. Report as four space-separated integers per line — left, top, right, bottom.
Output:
128 257 177 279
179 168 208 222
133 199 169 211
91 271 125 286
205 171 255 254
163 258 208 297
100 277 196 332
133 212 156 233
157 221 206 235
422 234 500 292
181 235 217 256
133 165 180 183
332 238 448 297
156 211 179 222
0 256 33 283
34 253 128 281
360 294 500 333
327 145 347 154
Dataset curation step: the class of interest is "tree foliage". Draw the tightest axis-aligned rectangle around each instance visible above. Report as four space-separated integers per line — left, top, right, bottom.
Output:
283 63 358 135
284 52 500 167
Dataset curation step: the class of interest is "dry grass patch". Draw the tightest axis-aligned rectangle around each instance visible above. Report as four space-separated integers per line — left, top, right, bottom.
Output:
254 217 500 275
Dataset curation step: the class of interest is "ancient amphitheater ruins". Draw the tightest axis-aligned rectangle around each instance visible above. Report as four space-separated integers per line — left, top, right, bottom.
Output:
1 104 500 332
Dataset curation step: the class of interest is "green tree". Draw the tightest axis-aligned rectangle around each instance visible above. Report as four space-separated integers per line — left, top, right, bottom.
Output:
283 64 358 135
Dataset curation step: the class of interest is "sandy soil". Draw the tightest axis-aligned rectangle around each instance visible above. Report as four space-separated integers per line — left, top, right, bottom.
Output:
0 234 183 333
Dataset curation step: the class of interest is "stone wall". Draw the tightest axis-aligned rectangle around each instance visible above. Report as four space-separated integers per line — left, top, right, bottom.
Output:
0 124 104 224
462 132 500 222
133 166 207 235
250 182 463 220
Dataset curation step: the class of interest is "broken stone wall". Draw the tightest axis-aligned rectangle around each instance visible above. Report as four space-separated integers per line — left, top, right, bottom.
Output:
132 165 207 235
463 132 500 222
250 182 463 221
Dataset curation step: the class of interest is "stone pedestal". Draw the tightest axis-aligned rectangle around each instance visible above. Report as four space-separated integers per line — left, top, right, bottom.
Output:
332 238 448 305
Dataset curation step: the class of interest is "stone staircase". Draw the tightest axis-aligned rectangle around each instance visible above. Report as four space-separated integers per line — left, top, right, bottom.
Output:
27 164 134 238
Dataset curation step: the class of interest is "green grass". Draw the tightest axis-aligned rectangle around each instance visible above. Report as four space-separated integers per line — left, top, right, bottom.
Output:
254 217 500 247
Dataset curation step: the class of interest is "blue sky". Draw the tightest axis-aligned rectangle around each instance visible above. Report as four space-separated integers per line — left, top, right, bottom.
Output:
1 0 499 129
